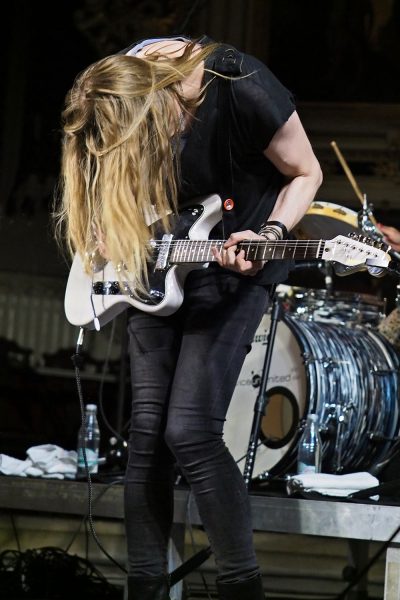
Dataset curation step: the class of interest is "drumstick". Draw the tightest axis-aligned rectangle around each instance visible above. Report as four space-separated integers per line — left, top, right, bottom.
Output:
330 140 378 225
330 140 364 203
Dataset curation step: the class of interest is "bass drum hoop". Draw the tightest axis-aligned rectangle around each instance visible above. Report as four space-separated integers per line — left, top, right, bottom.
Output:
263 315 319 477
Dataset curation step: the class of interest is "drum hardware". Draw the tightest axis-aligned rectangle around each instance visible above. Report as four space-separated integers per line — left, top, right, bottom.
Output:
371 367 396 376
330 140 400 264
319 420 337 440
358 195 400 263
301 353 345 370
368 432 400 443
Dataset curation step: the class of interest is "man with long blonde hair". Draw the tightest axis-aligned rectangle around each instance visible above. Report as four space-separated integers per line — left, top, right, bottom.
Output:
58 35 322 600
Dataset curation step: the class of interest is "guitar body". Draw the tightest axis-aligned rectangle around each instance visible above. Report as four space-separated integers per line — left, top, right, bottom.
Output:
64 194 222 329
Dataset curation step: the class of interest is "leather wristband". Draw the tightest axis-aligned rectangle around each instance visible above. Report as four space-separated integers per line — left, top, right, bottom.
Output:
259 220 288 240
258 228 282 241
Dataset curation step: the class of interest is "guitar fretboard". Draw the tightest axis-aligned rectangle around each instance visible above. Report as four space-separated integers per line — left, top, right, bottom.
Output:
163 239 326 263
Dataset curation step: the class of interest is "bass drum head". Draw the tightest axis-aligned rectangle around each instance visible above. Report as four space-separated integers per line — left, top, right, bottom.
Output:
224 314 308 478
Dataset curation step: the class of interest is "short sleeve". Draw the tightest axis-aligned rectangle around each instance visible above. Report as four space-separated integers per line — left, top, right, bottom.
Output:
230 54 296 152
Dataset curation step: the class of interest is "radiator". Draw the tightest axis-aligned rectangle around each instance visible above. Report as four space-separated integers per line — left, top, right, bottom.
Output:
0 272 121 368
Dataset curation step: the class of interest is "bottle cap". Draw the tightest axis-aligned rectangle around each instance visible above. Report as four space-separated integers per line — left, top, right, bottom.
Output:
308 413 318 422
86 404 97 412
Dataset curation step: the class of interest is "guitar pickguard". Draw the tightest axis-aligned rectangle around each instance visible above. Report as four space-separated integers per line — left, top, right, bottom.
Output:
146 203 207 305
91 203 206 307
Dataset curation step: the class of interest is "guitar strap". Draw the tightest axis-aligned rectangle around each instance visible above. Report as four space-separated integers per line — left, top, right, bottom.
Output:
212 44 243 239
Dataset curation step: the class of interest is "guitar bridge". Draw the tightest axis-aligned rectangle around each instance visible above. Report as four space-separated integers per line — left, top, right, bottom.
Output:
154 234 173 271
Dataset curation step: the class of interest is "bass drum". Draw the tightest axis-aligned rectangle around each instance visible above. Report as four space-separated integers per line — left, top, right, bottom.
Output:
224 313 400 478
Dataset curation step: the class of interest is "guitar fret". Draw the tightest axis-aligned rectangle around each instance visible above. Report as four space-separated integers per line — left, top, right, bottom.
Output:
239 240 330 261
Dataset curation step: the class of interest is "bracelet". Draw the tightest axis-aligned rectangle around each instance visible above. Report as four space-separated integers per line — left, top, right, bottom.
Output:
259 220 289 240
258 227 282 241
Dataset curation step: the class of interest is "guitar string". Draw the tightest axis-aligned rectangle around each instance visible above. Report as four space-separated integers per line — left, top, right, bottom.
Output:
149 240 372 247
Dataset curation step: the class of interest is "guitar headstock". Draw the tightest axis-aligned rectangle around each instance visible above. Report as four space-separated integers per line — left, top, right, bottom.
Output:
324 234 391 271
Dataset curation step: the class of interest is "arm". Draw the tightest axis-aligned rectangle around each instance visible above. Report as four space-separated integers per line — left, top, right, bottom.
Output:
263 111 322 231
214 111 323 275
376 223 400 252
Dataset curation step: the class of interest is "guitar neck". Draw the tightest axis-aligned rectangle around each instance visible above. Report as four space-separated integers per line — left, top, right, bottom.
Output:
168 239 326 263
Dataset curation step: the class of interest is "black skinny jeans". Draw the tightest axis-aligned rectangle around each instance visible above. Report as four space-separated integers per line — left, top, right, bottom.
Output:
124 267 270 583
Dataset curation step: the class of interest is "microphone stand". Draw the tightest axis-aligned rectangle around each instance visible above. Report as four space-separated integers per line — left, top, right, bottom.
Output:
243 289 280 486
169 286 281 585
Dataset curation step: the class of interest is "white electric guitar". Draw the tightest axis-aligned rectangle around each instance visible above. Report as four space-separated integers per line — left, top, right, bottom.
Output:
64 194 391 330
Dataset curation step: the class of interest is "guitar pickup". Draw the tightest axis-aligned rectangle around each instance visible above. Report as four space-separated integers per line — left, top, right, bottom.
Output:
154 234 173 271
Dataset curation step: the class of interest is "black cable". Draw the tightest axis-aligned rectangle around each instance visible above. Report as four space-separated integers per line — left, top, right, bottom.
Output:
0 546 121 598
84 517 90 562
186 491 213 600
72 329 127 575
64 479 123 553
9 514 21 553
97 318 127 444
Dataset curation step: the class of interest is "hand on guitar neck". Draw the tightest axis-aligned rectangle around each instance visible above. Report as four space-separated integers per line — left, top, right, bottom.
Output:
212 230 269 276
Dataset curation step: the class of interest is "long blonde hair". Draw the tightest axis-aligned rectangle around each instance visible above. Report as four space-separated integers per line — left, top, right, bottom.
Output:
55 40 218 297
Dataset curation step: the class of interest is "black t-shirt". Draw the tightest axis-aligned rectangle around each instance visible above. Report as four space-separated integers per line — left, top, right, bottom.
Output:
179 44 296 285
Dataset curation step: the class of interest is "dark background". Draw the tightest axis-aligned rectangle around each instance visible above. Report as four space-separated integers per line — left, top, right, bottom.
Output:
1 0 399 459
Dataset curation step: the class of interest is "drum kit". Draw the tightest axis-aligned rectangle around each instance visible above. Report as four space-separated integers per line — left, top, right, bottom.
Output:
225 156 400 482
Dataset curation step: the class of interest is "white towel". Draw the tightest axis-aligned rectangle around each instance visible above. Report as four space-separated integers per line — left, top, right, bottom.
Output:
287 471 379 500
0 445 77 479
0 455 42 477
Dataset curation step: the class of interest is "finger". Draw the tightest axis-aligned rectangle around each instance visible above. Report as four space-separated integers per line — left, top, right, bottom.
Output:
224 231 254 248
225 246 239 268
235 251 257 273
211 246 223 266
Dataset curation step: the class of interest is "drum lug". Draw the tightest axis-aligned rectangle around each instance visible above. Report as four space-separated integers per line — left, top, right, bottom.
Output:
370 367 396 376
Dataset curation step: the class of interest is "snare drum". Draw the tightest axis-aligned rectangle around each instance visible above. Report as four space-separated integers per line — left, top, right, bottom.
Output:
224 313 400 477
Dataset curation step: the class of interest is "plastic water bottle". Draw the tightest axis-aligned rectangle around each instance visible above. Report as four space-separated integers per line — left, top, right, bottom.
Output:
297 413 322 474
76 404 100 477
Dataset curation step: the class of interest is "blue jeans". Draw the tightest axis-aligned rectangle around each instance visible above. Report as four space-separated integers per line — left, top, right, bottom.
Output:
124 267 270 583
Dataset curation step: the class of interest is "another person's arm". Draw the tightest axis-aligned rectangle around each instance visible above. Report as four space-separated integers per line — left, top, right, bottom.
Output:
377 223 400 252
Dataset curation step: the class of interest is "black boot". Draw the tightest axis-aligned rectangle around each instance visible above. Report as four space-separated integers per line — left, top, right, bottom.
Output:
127 574 170 600
217 574 265 599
